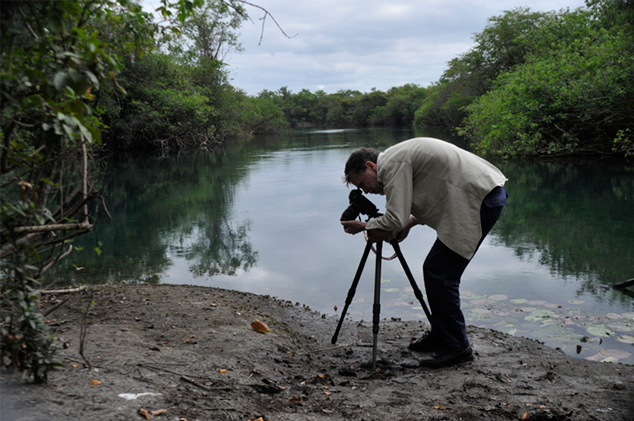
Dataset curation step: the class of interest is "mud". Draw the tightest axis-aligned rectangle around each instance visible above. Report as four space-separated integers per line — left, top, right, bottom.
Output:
1 283 633 420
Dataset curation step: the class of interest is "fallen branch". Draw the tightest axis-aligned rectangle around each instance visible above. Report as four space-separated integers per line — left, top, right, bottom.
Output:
611 278 634 289
37 285 88 294
9 221 92 234
43 295 72 317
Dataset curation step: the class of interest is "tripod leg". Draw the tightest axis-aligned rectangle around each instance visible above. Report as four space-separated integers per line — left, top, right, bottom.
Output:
372 241 383 371
390 240 433 324
331 241 373 344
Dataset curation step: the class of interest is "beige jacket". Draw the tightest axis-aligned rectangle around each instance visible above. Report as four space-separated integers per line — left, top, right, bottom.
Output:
364 137 507 259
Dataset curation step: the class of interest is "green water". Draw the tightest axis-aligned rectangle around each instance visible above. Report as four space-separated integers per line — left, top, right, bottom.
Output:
50 127 634 364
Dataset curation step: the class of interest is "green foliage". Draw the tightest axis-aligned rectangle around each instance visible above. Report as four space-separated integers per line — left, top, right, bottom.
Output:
162 0 248 65
255 85 426 128
0 0 204 382
414 7 553 128
237 94 289 135
462 5 634 157
101 53 220 150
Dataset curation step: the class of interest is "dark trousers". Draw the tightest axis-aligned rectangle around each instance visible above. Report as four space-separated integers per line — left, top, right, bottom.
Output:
423 198 505 349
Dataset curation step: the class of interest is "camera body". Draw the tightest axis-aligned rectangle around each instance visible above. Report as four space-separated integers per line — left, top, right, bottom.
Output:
340 189 381 221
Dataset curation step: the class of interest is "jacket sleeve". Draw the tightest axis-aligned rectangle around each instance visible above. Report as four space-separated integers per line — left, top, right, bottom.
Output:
365 160 413 232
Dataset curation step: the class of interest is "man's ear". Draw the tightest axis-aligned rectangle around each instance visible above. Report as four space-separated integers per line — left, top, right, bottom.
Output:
365 161 377 172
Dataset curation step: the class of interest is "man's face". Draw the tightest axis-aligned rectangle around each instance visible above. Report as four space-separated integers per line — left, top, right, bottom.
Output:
348 161 380 194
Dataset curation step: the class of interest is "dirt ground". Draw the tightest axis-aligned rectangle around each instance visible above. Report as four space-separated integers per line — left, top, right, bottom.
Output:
1 283 633 421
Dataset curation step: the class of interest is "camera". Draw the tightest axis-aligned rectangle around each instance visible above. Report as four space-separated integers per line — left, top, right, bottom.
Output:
340 189 381 221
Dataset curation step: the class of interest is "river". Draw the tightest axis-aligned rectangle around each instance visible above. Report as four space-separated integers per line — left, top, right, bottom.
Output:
51 127 634 364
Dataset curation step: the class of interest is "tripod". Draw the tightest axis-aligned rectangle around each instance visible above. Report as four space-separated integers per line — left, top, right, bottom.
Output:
331 238 433 370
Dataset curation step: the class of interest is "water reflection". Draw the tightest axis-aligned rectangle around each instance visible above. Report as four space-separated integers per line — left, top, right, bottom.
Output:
493 160 634 306
48 128 634 363
52 149 259 284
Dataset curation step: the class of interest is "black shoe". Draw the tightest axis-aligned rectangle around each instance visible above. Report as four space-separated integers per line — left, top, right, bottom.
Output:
408 331 441 353
418 345 474 368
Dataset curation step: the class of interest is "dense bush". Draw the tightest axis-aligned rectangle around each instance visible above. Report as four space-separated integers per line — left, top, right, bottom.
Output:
460 2 634 157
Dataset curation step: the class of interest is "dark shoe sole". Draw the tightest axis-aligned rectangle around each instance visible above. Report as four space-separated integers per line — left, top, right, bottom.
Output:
418 347 474 368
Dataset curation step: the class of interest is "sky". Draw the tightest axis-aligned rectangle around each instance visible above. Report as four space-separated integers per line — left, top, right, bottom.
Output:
144 0 587 96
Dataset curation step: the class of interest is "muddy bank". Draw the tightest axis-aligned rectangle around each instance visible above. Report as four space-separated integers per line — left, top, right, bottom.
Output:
1 283 633 420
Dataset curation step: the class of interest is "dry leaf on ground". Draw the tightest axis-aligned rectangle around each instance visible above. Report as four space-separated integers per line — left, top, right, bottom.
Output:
251 320 269 333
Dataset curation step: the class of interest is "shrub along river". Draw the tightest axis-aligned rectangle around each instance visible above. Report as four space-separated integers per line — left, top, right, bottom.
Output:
51 127 634 364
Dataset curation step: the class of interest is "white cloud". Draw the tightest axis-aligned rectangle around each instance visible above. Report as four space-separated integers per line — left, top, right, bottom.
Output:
144 0 587 95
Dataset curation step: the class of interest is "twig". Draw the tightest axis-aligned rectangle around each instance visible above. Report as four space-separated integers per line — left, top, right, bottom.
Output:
78 289 94 370
228 0 298 45
43 295 72 317
37 285 88 294
180 375 212 391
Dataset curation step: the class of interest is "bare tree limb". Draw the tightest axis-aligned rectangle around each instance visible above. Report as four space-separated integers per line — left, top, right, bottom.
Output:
223 0 298 45
9 221 92 235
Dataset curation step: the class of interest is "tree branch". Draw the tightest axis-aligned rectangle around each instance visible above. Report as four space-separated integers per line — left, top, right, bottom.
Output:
224 0 298 45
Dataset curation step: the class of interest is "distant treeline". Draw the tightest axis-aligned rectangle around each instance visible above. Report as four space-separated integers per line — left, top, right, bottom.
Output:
244 1 633 159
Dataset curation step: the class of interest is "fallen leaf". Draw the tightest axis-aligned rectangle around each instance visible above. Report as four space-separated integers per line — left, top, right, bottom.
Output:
334 305 338 311
324 391 332 395
317 374 324 378
539 405 547 409
290 397 301 404
138 408 151 420
248 418 264 421
151 409 168 416
523 412 528 419
218 369 227 373
504 373 512 382
251 320 269 333
434 405 445 410
322 409 334 414
91 380 101 385
72 364 79 368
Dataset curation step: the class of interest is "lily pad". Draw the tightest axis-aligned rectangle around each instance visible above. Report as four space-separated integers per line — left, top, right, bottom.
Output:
616 335 634 344
525 309 556 321
567 300 585 305
381 278 392 283
585 326 615 337
384 288 401 293
607 323 632 332
488 294 508 301
526 300 547 306
585 349 632 362
510 299 527 304
463 294 486 300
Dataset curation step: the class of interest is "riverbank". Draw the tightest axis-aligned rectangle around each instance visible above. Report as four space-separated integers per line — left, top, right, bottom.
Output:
2 283 633 420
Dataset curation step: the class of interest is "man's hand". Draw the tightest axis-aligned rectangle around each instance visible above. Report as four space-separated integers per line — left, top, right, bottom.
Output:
394 216 419 242
342 221 395 243
341 220 366 234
